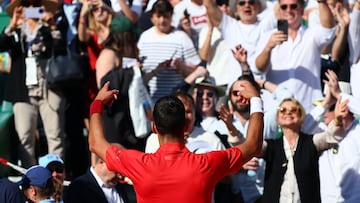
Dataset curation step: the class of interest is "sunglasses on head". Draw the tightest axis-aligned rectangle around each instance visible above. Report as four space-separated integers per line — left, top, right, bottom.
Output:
279 3 298 10
238 0 256 6
278 106 299 114
197 91 215 98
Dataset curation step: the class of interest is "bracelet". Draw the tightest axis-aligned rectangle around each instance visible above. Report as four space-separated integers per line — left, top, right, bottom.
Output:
262 80 267 89
198 60 207 67
250 97 263 114
90 100 103 117
78 18 86 25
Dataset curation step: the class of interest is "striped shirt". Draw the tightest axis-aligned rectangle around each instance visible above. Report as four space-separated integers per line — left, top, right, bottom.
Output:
138 27 200 102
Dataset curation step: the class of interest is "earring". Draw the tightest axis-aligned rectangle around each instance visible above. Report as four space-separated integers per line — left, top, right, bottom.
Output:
276 125 283 139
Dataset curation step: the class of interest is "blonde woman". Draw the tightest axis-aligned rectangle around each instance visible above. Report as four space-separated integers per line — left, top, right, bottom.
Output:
261 97 347 203
78 0 116 128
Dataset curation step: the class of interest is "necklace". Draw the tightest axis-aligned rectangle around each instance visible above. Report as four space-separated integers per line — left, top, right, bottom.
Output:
289 138 298 155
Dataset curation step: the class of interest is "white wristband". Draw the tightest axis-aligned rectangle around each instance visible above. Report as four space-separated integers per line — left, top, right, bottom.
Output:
250 97 263 115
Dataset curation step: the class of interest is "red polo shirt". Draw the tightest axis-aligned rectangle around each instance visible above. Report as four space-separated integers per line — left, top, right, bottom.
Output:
106 143 243 203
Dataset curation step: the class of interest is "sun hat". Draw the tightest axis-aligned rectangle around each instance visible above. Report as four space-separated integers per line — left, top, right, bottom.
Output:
6 0 60 16
194 76 226 97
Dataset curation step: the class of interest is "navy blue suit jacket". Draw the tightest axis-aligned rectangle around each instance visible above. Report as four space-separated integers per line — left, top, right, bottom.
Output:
0 178 26 203
64 169 129 203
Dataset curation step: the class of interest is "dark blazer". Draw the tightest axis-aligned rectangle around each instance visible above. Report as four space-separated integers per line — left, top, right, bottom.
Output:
0 23 62 103
262 132 320 203
64 169 129 203
0 178 26 203
100 68 147 151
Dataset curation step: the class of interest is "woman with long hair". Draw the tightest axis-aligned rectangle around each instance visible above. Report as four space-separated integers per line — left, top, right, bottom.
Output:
78 0 116 128
95 15 139 87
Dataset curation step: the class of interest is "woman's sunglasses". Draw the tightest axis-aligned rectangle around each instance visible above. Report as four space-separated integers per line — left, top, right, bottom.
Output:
278 106 299 114
197 91 215 98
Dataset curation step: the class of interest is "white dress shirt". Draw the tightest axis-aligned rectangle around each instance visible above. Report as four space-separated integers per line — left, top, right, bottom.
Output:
255 25 336 112
319 120 360 202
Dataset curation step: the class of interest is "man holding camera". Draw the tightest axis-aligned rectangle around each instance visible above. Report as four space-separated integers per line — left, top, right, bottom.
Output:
203 0 275 83
254 0 336 113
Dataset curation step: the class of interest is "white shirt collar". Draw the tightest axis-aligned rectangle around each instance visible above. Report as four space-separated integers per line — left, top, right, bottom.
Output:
90 166 108 188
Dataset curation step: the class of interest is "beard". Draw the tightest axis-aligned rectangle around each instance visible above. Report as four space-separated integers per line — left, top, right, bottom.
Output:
231 100 250 113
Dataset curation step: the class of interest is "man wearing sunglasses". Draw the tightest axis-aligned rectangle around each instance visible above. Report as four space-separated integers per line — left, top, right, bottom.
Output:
204 0 276 85
218 74 293 203
192 77 228 136
255 0 336 113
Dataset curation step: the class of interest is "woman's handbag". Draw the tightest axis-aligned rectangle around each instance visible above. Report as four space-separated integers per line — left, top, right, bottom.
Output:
46 48 85 89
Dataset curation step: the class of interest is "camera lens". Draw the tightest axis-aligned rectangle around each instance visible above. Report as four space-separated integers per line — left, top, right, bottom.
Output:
39 8 44 13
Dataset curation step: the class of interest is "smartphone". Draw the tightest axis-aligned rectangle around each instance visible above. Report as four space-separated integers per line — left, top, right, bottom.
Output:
184 9 190 20
277 19 288 35
24 7 45 19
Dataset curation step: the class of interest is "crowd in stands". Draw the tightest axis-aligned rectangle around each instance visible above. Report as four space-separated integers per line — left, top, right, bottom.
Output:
0 0 359 202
